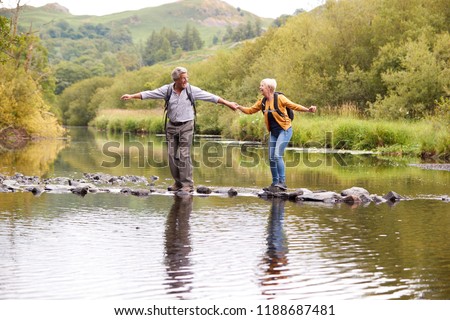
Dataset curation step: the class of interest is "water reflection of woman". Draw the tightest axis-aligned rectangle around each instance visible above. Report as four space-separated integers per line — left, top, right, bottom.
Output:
260 198 289 297
164 195 193 298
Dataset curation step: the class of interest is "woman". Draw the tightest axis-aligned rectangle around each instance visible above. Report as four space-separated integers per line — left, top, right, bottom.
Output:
237 79 317 190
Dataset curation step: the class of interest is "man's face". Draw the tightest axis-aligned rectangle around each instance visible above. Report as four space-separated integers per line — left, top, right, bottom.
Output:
175 72 189 89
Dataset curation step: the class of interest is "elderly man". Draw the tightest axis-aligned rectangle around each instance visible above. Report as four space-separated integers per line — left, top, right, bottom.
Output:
121 66 237 193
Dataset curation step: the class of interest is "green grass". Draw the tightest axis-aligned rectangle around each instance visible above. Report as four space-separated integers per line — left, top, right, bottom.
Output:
223 113 448 160
90 109 164 134
90 108 449 160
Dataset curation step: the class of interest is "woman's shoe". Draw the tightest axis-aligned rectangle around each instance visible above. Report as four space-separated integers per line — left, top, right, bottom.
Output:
274 182 287 191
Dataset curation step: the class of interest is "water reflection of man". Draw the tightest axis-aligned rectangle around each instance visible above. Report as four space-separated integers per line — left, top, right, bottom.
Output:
164 194 193 298
260 198 289 297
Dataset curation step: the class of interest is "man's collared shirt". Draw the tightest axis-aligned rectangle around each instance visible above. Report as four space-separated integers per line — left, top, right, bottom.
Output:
140 84 220 122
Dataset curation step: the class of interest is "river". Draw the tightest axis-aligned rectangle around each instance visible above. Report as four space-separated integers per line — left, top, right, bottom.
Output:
0 127 449 299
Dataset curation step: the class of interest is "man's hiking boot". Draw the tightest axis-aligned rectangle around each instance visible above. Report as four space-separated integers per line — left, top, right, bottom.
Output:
181 186 194 193
168 184 182 192
176 186 194 196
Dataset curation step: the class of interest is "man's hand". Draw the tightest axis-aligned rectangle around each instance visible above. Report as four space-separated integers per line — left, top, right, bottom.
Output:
228 102 239 111
120 94 132 100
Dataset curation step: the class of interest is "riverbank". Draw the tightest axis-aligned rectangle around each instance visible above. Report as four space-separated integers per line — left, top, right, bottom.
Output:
90 109 449 161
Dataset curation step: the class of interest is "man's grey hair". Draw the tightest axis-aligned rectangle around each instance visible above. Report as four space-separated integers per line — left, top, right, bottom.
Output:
171 66 188 81
261 78 277 92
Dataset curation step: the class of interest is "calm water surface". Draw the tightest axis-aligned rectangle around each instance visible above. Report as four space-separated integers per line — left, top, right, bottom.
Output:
0 127 449 299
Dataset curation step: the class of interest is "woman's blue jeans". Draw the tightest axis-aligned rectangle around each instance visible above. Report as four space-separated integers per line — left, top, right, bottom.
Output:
268 127 293 185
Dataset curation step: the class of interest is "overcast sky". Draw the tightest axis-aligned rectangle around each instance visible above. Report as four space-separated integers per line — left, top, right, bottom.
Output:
2 0 324 18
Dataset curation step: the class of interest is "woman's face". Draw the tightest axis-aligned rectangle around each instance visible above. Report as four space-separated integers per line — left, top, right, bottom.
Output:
259 82 271 97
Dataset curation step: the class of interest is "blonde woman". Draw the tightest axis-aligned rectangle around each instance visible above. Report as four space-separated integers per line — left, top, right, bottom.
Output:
237 79 317 190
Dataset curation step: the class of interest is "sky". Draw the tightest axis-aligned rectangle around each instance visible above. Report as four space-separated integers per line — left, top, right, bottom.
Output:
2 0 325 19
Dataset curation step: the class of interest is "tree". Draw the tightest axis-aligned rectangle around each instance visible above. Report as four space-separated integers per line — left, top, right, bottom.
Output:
58 77 114 126
54 61 92 94
160 27 180 54
0 16 13 64
0 7 62 136
181 24 203 51
370 34 449 119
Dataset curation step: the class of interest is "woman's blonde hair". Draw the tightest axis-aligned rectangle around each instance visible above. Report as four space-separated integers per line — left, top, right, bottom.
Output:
261 78 277 92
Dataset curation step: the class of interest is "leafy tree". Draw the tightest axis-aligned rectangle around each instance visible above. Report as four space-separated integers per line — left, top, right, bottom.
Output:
0 16 13 64
0 63 63 136
54 61 92 94
254 18 263 37
58 77 114 126
181 24 203 51
190 25 203 50
223 25 234 42
370 34 449 119
272 15 289 27
212 34 219 45
142 25 202 66
0 8 62 136
116 49 142 71
143 31 164 65
335 65 375 109
106 26 133 49
222 20 264 43
156 37 172 61
160 27 181 53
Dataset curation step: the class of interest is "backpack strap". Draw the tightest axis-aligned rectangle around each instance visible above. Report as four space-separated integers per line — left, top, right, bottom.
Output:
261 92 283 117
186 84 197 141
261 92 294 121
261 97 267 113
163 84 173 133
186 84 196 115
273 92 283 117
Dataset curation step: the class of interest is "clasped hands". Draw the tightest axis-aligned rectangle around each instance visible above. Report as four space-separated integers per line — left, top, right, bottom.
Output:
227 102 243 111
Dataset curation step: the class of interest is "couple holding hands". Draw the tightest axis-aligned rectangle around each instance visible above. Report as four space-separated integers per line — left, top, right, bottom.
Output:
120 66 317 193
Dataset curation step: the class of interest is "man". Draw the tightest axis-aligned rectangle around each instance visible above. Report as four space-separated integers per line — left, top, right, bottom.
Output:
120 66 237 193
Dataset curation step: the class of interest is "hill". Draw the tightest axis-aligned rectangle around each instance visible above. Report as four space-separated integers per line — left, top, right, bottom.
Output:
2 0 273 44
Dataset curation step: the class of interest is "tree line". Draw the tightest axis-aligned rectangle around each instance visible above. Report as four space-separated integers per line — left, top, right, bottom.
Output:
217 19 263 44
143 25 204 66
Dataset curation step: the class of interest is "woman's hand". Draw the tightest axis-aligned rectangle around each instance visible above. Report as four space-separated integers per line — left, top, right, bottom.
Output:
236 105 245 112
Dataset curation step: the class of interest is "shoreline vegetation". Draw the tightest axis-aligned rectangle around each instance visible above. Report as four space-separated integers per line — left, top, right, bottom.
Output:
90 108 449 161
